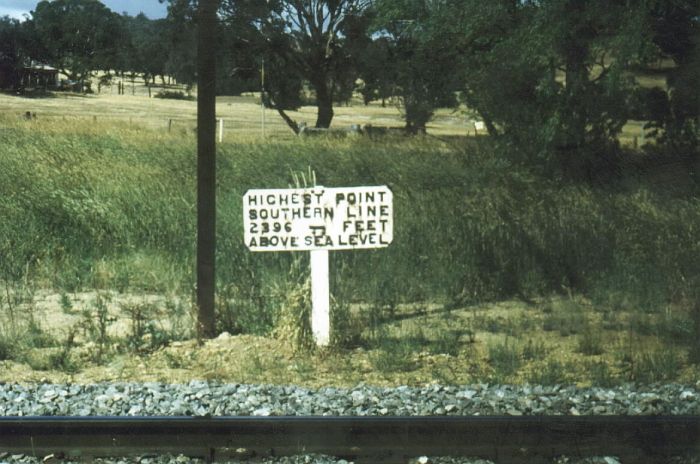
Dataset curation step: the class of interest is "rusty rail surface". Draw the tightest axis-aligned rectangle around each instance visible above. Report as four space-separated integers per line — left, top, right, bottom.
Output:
0 416 698 463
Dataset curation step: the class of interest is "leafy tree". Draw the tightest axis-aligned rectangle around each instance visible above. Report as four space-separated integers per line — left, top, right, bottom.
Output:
124 14 170 85
217 0 371 130
28 0 127 87
355 36 394 106
371 0 462 134
539 0 652 178
445 0 656 180
160 0 371 130
161 0 198 88
269 0 371 128
645 0 699 155
0 16 22 89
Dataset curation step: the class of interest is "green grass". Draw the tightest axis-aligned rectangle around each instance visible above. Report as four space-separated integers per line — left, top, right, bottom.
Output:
2 116 699 311
488 337 522 381
0 110 699 384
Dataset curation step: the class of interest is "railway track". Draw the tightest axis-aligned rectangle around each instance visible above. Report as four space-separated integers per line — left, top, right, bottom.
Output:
0 415 698 463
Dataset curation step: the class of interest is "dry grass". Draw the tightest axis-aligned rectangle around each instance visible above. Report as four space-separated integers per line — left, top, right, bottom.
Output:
0 88 471 142
0 85 655 147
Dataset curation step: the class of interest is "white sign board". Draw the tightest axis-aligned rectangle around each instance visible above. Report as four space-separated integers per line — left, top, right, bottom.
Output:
243 185 393 252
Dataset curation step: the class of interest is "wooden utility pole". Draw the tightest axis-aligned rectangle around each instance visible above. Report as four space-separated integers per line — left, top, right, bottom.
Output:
196 0 219 339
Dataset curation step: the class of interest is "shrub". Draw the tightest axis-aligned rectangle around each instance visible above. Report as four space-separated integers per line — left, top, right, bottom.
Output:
628 348 683 383
528 359 568 386
0 334 17 361
522 338 547 361
577 323 605 356
488 337 521 379
154 90 193 100
587 360 618 387
272 259 314 351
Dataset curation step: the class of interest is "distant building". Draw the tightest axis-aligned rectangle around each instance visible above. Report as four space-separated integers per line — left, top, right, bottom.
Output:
21 61 59 89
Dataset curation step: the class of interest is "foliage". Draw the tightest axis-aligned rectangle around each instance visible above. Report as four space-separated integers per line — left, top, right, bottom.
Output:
216 0 372 129
644 0 700 159
354 37 394 106
26 0 127 83
577 323 605 356
161 0 198 87
154 90 194 100
0 16 23 89
272 258 314 352
77 293 114 362
123 15 170 84
445 0 657 179
370 0 461 133
528 359 569 386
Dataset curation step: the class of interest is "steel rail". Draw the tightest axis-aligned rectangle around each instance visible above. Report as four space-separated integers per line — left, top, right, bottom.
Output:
0 415 698 463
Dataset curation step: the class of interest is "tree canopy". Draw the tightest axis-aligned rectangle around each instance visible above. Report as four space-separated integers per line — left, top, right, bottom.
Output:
0 0 696 180
27 0 126 84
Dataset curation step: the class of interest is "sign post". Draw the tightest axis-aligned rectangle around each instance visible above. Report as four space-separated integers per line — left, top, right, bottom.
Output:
310 249 330 345
243 185 393 346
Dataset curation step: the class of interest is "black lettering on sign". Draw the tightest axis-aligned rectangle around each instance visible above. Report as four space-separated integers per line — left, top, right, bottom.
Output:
258 236 298 248
336 190 387 206
309 225 326 236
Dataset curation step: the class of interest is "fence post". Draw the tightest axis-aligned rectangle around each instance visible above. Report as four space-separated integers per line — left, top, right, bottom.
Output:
218 118 224 143
168 119 172 132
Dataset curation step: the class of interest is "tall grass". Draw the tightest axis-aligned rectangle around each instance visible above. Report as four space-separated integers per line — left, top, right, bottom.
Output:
1 116 699 340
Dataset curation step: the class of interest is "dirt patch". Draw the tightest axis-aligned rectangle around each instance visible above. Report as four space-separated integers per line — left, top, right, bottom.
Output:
28 290 191 342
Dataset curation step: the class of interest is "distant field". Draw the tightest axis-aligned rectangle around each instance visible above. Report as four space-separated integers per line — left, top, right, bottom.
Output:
0 86 657 147
0 88 473 140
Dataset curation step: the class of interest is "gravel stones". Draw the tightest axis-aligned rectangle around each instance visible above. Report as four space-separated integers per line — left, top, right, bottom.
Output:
1 383 697 464
0 382 698 417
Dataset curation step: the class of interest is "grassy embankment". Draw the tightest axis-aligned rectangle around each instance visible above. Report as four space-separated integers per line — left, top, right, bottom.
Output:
0 92 698 386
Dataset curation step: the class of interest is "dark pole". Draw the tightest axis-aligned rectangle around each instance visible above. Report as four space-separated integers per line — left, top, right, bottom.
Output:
197 0 219 339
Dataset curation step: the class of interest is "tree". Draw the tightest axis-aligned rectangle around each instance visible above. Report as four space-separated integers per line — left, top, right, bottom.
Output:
355 36 394 106
645 0 699 155
124 15 170 86
160 0 371 130
370 0 462 133
0 16 22 89
161 0 198 88
451 0 547 137
28 0 126 88
539 0 651 177
221 0 371 130
439 0 657 180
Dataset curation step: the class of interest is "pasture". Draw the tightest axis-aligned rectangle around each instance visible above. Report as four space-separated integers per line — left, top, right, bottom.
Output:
0 89 698 387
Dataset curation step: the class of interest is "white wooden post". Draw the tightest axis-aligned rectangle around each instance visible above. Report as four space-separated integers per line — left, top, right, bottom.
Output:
310 249 330 346
218 118 224 143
